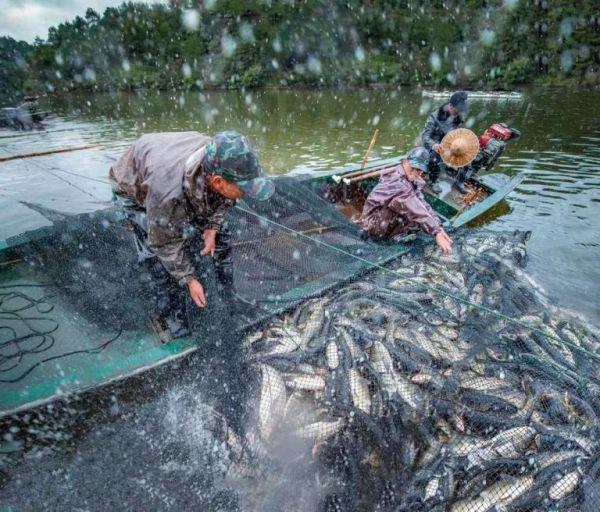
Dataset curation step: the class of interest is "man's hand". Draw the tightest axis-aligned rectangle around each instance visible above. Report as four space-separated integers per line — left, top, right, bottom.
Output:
433 144 441 154
187 278 207 308
200 228 217 257
435 230 453 255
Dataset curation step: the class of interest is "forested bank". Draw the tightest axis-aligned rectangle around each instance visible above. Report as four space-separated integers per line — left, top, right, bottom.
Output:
1 0 598 103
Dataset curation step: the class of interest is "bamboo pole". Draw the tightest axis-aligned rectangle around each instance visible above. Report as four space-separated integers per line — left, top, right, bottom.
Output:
0 144 102 163
332 130 392 183
342 165 397 184
360 129 380 171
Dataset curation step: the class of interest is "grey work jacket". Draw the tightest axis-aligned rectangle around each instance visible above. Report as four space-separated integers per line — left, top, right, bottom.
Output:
109 132 233 284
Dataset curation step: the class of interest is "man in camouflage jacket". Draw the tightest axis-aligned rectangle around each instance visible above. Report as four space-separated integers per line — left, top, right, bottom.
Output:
110 131 274 310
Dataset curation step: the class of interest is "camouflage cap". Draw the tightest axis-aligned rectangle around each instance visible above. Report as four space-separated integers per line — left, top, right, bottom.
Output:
203 131 275 201
406 147 429 172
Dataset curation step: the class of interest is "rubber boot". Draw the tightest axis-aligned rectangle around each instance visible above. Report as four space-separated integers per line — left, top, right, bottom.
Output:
454 169 469 194
427 151 443 194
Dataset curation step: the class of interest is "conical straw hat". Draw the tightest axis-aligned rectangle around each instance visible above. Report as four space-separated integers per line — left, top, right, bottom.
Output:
439 128 479 168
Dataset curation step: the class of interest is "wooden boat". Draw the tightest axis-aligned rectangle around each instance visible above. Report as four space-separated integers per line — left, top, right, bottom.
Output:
0 156 522 418
294 155 524 229
421 89 523 101
0 107 51 130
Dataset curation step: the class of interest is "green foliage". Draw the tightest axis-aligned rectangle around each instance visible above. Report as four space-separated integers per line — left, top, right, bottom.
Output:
240 65 265 89
505 57 533 84
0 37 31 102
2 0 597 100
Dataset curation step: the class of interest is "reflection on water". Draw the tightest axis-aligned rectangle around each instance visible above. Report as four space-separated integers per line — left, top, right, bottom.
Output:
1 87 598 324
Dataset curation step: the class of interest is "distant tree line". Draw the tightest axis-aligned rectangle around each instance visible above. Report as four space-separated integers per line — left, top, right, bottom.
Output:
0 0 598 102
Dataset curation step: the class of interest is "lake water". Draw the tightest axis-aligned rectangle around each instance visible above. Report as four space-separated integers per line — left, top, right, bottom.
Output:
0 85 599 510
2 86 598 324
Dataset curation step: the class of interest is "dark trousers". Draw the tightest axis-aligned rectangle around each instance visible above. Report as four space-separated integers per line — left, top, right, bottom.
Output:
427 150 443 183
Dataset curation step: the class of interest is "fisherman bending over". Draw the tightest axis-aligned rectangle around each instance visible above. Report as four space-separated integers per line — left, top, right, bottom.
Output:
421 91 468 193
109 131 274 313
358 147 453 254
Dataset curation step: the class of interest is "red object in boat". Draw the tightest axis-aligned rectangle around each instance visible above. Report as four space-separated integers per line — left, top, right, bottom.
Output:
479 123 513 147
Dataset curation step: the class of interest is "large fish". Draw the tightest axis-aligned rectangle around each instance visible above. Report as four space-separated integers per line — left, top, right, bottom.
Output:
450 475 534 512
294 418 345 443
259 365 287 440
285 373 326 391
469 426 536 464
348 367 371 414
370 341 422 410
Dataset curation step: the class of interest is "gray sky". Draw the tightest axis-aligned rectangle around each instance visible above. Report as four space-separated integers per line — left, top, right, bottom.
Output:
0 0 163 42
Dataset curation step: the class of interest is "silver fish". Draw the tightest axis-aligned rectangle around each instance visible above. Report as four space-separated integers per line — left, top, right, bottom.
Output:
424 477 440 501
471 426 536 463
259 365 287 440
261 336 299 357
370 341 421 409
294 418 345 443
348 367 371 413
460 375 527 409
285 373 326 391
450 475 533 512
549 470 580 501
326 339 340 370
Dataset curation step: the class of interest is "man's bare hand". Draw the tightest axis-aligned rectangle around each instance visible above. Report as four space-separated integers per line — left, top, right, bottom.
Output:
435 230 453 255
187 278 207 308
200 228 217 257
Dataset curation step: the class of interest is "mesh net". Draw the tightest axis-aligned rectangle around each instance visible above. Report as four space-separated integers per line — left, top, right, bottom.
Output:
229 176 398 305
2 178 600 511
223 188 600 511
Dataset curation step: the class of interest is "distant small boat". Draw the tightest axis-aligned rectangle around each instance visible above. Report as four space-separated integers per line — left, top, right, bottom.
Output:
0 97 51 130
421 89 523 101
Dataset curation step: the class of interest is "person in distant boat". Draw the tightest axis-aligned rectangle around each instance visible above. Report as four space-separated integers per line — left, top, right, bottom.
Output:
109 131 274 312
358 147 453 254
421 91 468 193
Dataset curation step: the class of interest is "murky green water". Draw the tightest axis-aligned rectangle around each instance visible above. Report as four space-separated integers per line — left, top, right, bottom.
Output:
1 86 598 324
1 85 599 511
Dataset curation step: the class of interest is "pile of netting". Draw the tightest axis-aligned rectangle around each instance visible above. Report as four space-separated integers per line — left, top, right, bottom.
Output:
217 230 600 512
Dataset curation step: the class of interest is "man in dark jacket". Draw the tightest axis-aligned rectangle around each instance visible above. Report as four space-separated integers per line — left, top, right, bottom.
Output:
109 131 274 312
358 147 453 254
421 91 468 193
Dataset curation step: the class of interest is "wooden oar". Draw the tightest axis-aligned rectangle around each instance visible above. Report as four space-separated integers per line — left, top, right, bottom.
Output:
0 144 102 162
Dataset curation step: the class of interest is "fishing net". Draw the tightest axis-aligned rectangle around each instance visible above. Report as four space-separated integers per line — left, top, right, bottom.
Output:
226 224 600 511
2 177 600 511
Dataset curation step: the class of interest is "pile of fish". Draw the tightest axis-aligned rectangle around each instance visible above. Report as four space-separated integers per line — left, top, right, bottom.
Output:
225 231 600 511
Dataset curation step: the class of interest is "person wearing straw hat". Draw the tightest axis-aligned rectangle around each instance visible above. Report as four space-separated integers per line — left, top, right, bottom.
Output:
421 91 468 193
437 128 480 193
358 147 453 255
109 131 275 316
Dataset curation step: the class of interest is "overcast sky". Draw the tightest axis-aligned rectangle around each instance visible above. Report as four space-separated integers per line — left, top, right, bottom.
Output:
0 0 164 42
